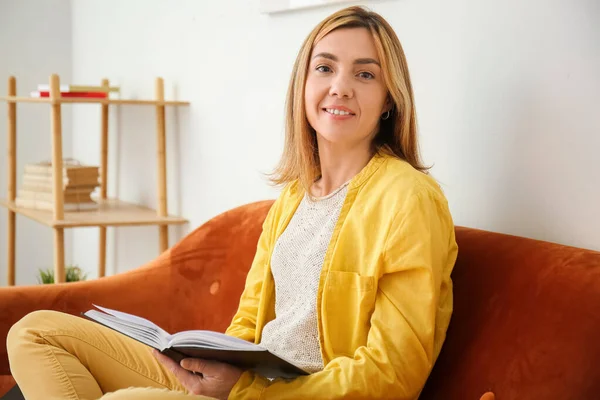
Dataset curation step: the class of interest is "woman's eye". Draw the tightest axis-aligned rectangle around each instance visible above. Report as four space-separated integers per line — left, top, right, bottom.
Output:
358 71 375 80
316 65 332 73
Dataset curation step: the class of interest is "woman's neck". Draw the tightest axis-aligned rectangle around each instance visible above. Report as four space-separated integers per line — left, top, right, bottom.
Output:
312 140 374 197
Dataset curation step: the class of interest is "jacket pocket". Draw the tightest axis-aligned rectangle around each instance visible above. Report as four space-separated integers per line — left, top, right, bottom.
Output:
322 270 377 356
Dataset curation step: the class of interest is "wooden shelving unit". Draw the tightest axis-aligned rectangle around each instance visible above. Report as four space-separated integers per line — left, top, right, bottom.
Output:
1 74 190 286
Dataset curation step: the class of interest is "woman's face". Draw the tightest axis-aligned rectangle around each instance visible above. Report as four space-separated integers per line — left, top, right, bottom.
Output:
305 27 390 148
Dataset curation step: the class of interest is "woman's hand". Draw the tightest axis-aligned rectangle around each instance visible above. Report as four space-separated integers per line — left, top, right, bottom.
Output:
152 349 243 400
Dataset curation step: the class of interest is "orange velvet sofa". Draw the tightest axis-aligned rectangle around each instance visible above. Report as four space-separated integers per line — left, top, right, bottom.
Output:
1 200 599 399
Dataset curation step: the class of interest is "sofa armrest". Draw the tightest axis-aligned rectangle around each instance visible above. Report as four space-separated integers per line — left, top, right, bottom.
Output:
0 250 178 376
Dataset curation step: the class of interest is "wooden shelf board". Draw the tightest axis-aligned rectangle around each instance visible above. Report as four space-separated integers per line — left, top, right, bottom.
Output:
0 198 188 228
0 96 189 106
0 96 51 104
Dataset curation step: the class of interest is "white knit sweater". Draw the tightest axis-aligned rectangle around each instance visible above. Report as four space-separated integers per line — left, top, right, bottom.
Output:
259 182 349 373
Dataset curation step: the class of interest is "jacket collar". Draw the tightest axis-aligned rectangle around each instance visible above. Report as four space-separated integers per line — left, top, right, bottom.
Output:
288 151 388 199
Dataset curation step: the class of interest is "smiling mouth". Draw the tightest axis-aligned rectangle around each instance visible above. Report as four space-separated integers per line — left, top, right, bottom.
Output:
323 108 355 116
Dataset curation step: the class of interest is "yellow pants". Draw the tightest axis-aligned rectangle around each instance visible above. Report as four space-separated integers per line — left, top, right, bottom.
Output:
7 310 214 399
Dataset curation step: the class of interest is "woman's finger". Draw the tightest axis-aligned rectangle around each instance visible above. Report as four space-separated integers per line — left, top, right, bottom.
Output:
180 358 209 374
151 349 202 392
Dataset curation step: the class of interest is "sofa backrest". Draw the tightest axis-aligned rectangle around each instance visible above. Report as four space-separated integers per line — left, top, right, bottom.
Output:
420 227 600 399
165 200 276 334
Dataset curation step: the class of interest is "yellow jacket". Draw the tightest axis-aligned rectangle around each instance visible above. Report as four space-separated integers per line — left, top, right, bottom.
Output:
226 153 458 399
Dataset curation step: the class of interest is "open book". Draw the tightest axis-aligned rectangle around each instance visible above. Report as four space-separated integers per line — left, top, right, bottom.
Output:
82 305 309 379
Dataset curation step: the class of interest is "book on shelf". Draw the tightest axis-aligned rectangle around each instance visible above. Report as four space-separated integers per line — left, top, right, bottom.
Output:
36 84 120 93
17 189 96 204
30 91 108 99
24 161 99 175
82 305 310 380
15 197 99 212
23 161 100 187
23 175 99 187
15 160 101 212
23 173 99 186
20 183 98 194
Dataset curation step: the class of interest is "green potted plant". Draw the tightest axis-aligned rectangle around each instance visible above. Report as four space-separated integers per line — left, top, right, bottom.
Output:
37 265 88 284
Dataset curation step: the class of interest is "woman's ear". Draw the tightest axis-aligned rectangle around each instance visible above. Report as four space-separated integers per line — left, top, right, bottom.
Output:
383 96 393 114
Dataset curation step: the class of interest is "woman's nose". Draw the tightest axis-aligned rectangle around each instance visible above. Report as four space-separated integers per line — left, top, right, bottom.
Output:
328 73 354 99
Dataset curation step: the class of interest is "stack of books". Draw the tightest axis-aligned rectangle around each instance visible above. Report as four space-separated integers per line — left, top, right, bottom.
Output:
29 84 119 99
15 160 101 212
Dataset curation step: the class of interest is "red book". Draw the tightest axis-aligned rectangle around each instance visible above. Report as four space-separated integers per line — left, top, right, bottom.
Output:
30 91 108 98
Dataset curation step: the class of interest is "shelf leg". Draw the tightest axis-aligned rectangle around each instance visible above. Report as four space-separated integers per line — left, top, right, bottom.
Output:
7 76 17 286
98 78 109 278
155 77 168 253
7 213 15 286
49 74 64 221
54 228 65 283
99 227 107 278
49 74 65 284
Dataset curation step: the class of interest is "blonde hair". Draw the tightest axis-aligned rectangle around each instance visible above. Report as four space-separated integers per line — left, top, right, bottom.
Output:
270 6 429 191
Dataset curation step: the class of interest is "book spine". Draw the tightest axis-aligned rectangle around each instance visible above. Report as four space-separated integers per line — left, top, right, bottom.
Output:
36 84 120 93
31 91 108 98
21 183 98 194
23 165 99 176
22 178 99 190
16 197 99 212
18 189 94 203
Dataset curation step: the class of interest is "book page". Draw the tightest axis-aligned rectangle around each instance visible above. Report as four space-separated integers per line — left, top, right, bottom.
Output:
169 330 264 351
93 304 171 338
84 310 166 349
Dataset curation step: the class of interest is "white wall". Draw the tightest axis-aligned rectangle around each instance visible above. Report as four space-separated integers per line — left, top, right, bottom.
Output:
420 0 600 252
69 0 600 279
0 0 73 286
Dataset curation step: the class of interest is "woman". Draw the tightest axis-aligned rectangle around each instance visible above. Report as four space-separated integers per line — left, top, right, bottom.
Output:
7 6 457 400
